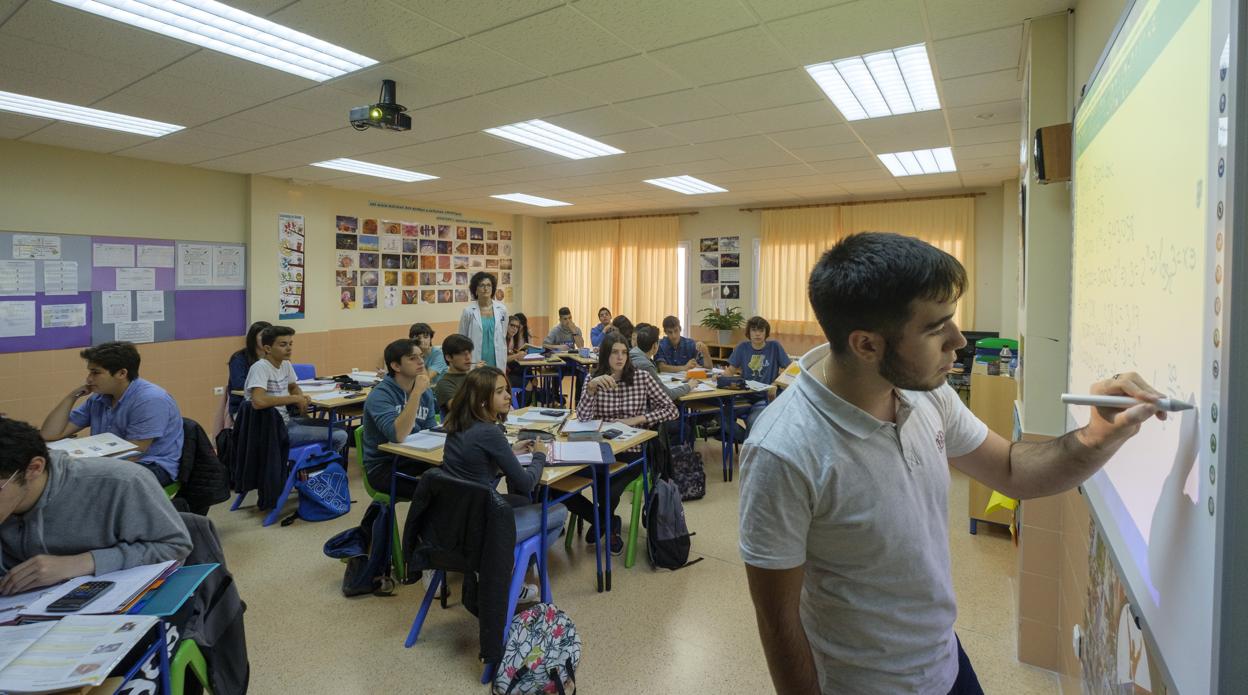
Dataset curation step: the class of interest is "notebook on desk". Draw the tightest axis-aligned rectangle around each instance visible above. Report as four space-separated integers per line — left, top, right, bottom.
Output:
47 433 137 459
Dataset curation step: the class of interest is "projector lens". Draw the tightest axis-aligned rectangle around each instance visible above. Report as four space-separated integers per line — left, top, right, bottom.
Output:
370 107 382 120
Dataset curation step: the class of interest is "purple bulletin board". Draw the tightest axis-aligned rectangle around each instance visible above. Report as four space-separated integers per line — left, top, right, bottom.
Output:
90 236 176 290
174 290 246 340
0 293 94 353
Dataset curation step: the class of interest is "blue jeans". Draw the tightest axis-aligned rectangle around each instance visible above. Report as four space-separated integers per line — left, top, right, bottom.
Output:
286 416 347 455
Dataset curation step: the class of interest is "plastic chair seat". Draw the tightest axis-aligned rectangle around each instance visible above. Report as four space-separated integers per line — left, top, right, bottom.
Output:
170 638 210 695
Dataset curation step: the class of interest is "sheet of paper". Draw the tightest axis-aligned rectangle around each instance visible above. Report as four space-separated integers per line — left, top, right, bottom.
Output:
550 441 608 464
296 382 338 393
178 244 212 286
562 419 602 433
399 431 447 451
47 432 136 458
101 290 131 323
0 622 56 672
41 303 86 329
745 380 772 392
136 244 174 268
0 260 36 296
718 267 740 282
114 320 154 343
11 234 60 260
518 410 568 423
0 301 35 338
135 290 164 321
42 260 78 295
691 382 715 392
212 245 244 285
93 243 134 267
0 615 159 692
115 267 155 291
21 561 178 618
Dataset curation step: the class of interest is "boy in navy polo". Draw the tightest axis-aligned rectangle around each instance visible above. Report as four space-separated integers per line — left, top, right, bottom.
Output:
655 315 714 373
40 341 183 486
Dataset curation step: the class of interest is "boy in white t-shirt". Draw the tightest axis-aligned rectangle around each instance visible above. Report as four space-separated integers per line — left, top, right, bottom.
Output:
243 325 347 454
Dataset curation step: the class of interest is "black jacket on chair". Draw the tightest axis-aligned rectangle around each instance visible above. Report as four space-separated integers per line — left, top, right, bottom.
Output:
179 512 250 695
402 468 516 664
231 401 289 511
176 418 231 515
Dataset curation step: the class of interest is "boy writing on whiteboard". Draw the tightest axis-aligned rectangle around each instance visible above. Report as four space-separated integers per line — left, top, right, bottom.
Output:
739 232 1165 695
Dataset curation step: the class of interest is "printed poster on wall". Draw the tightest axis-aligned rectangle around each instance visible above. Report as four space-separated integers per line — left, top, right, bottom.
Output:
279 213 305 319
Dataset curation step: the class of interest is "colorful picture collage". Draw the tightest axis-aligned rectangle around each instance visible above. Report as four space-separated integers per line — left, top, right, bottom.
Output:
278 213 305 319
699 235 741 300
334 215 514 310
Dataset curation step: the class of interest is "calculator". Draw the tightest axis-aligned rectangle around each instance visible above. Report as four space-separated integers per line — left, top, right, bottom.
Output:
46 580 114 612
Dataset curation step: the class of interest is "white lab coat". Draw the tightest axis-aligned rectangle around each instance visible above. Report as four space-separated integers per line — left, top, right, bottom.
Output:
457 300 509 368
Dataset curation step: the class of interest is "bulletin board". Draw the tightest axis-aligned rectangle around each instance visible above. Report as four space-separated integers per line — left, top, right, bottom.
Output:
0 231 247 354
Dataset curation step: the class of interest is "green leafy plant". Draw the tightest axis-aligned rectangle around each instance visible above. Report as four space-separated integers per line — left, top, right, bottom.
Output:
698 305 745 330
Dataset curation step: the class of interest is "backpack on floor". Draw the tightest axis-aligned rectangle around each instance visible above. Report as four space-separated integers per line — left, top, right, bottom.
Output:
645 477 703 571
669 443 706 501
284 452 350 524
492 603 580 695
323 500 396 596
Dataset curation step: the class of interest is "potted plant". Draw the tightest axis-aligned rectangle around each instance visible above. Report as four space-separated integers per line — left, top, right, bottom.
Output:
698 305 745 345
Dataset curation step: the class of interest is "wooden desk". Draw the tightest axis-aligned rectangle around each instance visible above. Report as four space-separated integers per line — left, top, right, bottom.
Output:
967 372 1017 533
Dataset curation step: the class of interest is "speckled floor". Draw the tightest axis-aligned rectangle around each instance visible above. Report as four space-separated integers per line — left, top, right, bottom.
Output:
208 440 1060 693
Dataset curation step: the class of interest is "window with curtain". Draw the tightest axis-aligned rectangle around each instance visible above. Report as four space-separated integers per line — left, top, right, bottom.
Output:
549 216 680 329
759 197 976 336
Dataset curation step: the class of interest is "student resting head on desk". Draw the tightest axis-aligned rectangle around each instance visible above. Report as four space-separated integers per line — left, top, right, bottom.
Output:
39 341 184 487
0 418 191 596
362 339 437 499
441 366 568 603
567 331 679 555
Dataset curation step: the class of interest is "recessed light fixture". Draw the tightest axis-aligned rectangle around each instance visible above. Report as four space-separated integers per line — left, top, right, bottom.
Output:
310 158 438 182
877 147 956 176
0 89 183 137
484 119 624 160
50 0 377 81
491 193 572 207
644 175 728 195
804 43 940 121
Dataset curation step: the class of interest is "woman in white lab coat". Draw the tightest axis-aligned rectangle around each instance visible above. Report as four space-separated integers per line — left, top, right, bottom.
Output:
457 271 509 368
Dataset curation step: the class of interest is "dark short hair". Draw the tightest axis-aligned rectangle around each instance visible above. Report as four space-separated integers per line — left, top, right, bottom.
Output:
244 321 272 365
809 232 966 354
444 366 508 432
745 316 771 339
610 315 634 347
469 272 497 297
408 322 434 341
442 333 474 358
593 331 637 385
81 341 141 380
0 418 49 480
260 325 295 347
636 324 660 353
661 316 679 331
383 339 419 377
597 307 611 317
558 307 571 317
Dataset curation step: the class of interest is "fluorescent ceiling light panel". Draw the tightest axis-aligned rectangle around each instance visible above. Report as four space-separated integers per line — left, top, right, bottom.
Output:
491 193 572 207
484 120 623 160
50 0 377 81
805 43 940 121
644 175 728 195
876 147 957 177
0 89 183 136
311 158 438 182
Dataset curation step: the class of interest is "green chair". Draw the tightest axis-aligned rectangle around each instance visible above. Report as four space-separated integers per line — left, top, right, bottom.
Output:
170 638 210 695
163 482 181 499
564 466 649 569
353 427 407 583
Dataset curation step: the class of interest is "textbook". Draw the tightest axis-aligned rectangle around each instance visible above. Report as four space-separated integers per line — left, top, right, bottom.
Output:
399 430 446 452
46 433 137 459
0 615 159 694
561 419 602 441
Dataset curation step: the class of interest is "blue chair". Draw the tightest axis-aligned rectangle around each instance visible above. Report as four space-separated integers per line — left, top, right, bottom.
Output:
292 363 317 380
228 442 331 526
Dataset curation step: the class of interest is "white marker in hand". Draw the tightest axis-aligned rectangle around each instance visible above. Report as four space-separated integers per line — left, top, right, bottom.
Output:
1061 393 1195 412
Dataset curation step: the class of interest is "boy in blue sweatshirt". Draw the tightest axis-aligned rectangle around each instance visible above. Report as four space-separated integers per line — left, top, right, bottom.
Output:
362 339 438 498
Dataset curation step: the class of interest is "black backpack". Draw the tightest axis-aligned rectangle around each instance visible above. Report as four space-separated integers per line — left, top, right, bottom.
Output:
323 500 396 596
645 477 703 571
669 444 706 501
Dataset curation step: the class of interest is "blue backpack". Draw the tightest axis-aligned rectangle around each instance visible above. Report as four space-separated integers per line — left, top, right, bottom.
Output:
285 452 350 523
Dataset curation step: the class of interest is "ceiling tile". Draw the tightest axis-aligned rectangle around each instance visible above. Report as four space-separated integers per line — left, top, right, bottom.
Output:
649 27 793 85
946 99 1022 128
932 26 1023 80
544 105 654 136
327 65 454 112
110 139 243 166
941 69 1022 108
92 74 269 128
409 96 509 141
393 0 564 36
0 36 151 104
764 0 925 65
699 70 825 113
389 40 545 100
615 90 729 126
850 110 950 152
2 1 195 69
837 178 903 195
952 141 1019 160
810 156 882 174
896 172 962 190
696 136 803 168
0 111 48 140
268 0 459 63
957 154 1022 171
473 6 635 74
744 0 857 22
445 148 563 173
597 128 688 152
574 0 757 51
21 122 152 153
925 0 1073 39
734 100 843 133
661 116 758 144
951 123 1023 147
155 52 311 102
784 182 850 198
768 123 859 148
371 133 521 166
481 78 602 122
789 141 872 163
555 56 690 103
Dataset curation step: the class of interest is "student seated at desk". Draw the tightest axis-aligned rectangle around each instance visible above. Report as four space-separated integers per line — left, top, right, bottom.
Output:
227 320 271 418
610 315 634 348
362 339 437 499
505 313 532 390
725 316 791 435
409 323 448 384
0 418 191 595
442 367 566 602
590 307 612 348
542 307 584 350
568 332 679 555
40 341 184 487
631 324 694 401
434 334 475 413
244 325 348 456
656 316 714 373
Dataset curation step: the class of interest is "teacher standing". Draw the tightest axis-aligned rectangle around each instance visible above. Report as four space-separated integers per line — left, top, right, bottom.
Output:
458 271 509 369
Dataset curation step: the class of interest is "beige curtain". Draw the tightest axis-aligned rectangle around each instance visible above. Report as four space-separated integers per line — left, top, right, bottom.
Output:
617 217 679 325
550 219 619 327
759 197 976 335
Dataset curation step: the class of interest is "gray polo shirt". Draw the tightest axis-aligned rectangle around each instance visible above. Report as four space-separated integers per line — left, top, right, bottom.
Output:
739 344 988 695
544 323 581 346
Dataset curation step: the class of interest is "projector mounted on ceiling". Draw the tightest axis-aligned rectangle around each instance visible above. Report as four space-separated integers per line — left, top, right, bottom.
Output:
350 79 411 132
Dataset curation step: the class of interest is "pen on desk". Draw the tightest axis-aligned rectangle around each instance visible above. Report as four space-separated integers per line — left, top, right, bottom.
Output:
1061 394 1194 412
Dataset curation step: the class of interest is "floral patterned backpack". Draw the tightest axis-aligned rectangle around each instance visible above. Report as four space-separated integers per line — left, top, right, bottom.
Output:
492 603 580 695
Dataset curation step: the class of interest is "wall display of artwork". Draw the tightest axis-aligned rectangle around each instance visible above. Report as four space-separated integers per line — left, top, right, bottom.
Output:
334 214 513 309
699 235 739 304
279 213 305 319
